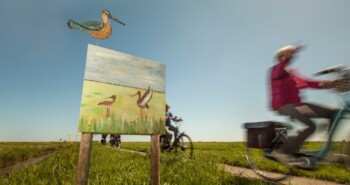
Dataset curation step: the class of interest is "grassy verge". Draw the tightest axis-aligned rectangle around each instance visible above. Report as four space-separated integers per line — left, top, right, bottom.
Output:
2 141 348 184
0 142 61 168
0 142 270 185
120 141 350 184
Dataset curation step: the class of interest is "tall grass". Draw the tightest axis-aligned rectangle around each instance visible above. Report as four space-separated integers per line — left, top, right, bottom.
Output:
120 142 350 184
0 142 60 168
2 141 348 184
0 142 269 185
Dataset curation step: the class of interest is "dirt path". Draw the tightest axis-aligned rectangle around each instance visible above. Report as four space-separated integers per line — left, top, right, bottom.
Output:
0 152 56 176
220 164 344 185
119 149 147 156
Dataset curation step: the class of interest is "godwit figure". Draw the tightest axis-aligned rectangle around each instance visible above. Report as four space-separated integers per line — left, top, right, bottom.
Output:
67 9 125 39
98 95 116 118
131 86 153 119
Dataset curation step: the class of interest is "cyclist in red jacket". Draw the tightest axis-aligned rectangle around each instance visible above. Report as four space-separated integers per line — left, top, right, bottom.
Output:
269 45 338 165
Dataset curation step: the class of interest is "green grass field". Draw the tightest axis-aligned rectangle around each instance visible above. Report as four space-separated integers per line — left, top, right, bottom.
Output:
122 141 350 184
1 141 349 184
0 142 270 185
0 142 60 169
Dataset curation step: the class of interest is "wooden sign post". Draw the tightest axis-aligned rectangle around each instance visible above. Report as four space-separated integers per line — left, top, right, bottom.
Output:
75 133 161 185
76 133 93 185
150 135 160 185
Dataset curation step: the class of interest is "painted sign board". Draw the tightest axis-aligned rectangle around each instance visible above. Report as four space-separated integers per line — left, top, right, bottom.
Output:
78 44 166 135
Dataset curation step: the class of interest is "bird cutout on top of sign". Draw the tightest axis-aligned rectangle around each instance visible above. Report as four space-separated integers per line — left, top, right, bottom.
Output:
78 44 166 135
68 9 125 39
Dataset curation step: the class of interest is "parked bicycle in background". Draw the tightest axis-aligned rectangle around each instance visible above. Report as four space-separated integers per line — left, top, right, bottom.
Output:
101 134 121 149
160 116 193 159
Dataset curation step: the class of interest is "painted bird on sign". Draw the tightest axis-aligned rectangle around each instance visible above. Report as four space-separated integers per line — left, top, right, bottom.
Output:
67 9 125 39
98 95 117 118
131 86 153 120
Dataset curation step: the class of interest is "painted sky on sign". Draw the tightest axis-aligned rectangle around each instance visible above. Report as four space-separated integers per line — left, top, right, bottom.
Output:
85 44 165 92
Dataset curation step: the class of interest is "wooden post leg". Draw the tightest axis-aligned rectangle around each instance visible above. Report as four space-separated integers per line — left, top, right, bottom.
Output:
150 134 160 185
76 133 93 185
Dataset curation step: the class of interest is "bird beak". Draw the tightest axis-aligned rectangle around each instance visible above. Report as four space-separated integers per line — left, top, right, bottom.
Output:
109 15 126 26
130 93 137 97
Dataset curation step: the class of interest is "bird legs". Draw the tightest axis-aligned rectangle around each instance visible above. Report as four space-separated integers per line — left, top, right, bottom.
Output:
106 107 110 118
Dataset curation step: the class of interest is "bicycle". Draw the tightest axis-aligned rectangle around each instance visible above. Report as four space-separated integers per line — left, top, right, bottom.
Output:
101 134 121 149
109 134 121 149
101 134 107 145
160 116 194 159
244 65 350 181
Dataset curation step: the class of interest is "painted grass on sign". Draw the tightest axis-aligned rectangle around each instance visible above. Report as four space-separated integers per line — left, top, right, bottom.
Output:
79 114 165 135
79 80 166 135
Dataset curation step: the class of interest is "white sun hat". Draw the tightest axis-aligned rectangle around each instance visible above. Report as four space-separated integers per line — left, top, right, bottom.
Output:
275 45 303 59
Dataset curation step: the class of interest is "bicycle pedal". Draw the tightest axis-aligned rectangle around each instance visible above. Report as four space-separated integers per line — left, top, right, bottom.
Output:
288 161 317 170
288 161 303 166
165 148 171 152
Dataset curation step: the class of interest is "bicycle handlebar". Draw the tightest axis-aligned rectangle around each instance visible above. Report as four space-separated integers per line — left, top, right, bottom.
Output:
173 116 183 123
313 65 348 76
313 65 350 93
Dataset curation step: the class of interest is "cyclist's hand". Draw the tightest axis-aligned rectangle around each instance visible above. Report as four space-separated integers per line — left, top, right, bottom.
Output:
330 78 350 92
319 80 334 89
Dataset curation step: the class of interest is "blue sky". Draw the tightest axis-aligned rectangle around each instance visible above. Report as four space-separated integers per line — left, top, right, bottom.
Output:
0 0 349 142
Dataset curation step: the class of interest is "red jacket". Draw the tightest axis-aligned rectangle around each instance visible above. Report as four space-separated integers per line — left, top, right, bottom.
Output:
270 60 321 110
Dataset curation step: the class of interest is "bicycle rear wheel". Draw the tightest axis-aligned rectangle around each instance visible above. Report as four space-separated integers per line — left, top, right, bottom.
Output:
246 147 291 181
343 138 350 171
159 135 170 152
175 134 193 159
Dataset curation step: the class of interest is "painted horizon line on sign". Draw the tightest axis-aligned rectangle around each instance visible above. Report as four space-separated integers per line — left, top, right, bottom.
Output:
83 79 165 94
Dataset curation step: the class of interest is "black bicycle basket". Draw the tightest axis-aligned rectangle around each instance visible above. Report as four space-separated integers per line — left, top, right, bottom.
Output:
244 121 284 149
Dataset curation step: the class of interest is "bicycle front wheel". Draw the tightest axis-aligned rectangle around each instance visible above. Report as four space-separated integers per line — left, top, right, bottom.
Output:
175 134 193 159
246 146 291 181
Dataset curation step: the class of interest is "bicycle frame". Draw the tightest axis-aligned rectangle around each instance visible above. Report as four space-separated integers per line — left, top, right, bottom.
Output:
160 122 179 148
314 93 350 160
170 122 184 147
